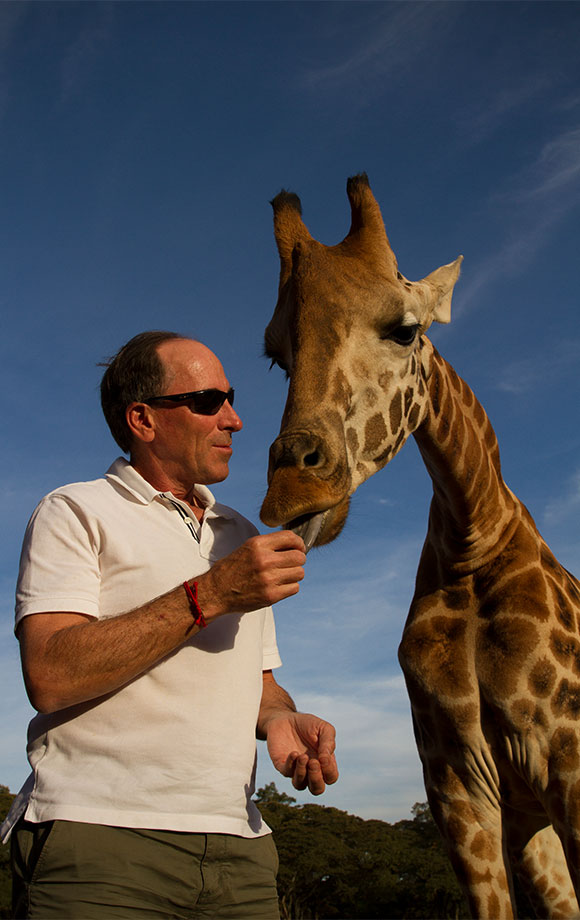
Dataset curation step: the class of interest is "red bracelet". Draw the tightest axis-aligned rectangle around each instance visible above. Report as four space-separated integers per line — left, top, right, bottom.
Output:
183 581 207 629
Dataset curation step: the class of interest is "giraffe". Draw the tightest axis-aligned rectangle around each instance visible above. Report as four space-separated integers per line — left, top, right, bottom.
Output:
260 173 580 919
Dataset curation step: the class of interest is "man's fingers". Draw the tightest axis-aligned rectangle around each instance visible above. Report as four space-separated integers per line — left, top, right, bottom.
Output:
318 752 339 786
273 530 306 553
257 530 306 553
290 753 309 791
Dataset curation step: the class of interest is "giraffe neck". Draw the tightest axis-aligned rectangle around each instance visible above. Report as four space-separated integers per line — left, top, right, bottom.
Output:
413 344 520 572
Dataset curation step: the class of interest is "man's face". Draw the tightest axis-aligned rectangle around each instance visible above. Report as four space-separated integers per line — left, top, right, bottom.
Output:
147 338 243 486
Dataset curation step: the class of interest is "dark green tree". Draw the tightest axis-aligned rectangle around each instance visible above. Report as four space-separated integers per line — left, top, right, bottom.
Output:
255 785 467 919
0 786 15 919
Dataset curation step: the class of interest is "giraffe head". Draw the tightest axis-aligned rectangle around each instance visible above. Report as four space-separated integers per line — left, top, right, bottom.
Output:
260 174 462 549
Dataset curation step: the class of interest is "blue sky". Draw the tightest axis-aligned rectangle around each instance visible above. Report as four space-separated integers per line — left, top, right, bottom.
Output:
1 1 579 822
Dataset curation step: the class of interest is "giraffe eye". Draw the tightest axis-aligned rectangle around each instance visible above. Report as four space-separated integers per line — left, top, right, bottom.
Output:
389 324 420 346
269 357 290 379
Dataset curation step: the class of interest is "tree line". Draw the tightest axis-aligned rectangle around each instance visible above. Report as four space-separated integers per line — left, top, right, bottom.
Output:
254 783 467 919
0 781 476 918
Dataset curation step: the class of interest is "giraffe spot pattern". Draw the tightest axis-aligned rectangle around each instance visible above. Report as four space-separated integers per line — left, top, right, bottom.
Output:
266 195 580 915
364 413 388 454
473 400 485 427
445 586 471 610
565 777 580 829
461 379 474 408
408 402 421 431
389 390 402 433
550 630 580 676
448 365 462 393
364 388 379 409
536 874 549 895
447 812 469 846
487 892 502 919
541 544 561 575
403 615 473 697
374 446 392 466
552 679 580 720
437 385 453 439
549 727 579 772
551 582 576 632
510 698 548 730
528 657 557 697
471 830 496 861
332 369 352 413
453 703 479 728
393 428 406 454
346 427 359 456
478 617 539 698
477 567 549 622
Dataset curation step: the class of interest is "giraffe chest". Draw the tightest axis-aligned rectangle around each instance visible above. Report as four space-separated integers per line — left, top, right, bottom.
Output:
398 589 478 705
399 542 580 807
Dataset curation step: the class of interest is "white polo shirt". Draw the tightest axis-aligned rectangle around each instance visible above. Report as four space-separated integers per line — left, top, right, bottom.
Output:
4 458 281 839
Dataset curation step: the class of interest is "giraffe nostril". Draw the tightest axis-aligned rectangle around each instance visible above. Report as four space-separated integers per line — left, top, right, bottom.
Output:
303 450 321 468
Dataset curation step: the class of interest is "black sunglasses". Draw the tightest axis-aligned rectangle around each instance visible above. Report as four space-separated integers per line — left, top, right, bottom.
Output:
144 387 235 416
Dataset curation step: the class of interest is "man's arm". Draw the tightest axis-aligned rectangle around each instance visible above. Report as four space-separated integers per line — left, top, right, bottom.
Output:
258 670 339 796
19 531 305 713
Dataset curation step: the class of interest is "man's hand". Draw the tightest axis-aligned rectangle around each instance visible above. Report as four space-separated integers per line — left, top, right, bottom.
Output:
265 711 339 796
258 672 338 796
196 530 306 619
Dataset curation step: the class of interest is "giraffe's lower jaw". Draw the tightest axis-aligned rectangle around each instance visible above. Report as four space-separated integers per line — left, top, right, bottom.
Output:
287 510 327 552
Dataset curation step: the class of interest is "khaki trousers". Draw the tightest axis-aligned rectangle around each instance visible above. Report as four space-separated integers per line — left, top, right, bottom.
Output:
12 819 280 919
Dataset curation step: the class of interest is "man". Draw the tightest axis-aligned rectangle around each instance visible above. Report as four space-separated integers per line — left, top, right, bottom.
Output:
3 330 338 919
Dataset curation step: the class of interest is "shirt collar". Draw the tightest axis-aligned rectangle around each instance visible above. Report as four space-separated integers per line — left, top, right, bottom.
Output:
105 457 238 521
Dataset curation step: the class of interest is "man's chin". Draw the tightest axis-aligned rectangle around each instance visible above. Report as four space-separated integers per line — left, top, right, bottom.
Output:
201 464 230 485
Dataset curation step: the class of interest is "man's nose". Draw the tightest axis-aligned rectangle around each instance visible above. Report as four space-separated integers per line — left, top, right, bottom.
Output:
221 399 243 431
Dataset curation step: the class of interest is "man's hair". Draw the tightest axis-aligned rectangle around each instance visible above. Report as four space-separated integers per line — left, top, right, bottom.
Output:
100 330 184 453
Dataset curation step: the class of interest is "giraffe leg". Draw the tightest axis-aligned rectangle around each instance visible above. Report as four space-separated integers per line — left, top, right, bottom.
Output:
428 795 515 919
506 818 580 919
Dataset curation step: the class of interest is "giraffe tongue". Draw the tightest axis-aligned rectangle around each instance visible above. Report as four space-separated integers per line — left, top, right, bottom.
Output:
287 511 326 553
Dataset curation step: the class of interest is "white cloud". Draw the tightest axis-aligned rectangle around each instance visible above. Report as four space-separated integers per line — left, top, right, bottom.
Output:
300 3 460 99
512 127 580 203
256 673 425 822
59 8 114 106
456 123 580 316
0 603 33 793
493 339 580 396
544 468 580 526
459 74 552 147
253 530 427 821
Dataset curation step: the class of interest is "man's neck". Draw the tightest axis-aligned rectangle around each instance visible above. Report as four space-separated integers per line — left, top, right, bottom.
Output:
129 455 204 521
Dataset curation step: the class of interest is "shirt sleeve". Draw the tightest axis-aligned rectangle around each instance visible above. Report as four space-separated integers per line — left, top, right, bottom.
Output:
261 606 282 671
15 493 101 627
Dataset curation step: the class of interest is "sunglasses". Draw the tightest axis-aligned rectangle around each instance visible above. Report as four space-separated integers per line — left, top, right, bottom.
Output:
144 387 235 416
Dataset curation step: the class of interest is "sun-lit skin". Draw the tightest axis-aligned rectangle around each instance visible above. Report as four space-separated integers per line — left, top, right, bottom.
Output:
16 334 339 801
127 338 243 514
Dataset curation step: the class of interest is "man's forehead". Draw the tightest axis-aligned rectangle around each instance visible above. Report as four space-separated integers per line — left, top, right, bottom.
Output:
158 338 226 381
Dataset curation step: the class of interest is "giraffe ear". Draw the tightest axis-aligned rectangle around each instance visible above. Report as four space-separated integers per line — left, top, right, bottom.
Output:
422 256 463 325
271 190 313 287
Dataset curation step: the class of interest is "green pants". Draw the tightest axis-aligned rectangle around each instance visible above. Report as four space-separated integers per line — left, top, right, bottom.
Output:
12 819 280 919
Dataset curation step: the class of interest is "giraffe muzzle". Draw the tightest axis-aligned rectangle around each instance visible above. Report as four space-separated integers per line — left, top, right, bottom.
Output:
267 429 329 475
286 510 328 553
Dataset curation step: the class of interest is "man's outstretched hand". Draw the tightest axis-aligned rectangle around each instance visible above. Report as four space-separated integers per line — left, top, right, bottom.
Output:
266 712 338 796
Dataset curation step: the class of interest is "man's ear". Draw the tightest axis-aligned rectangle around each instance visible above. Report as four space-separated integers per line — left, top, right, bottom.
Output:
126 403 156 443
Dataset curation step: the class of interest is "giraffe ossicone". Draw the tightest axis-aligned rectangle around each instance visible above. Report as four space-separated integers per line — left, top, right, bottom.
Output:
261 173 580 920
